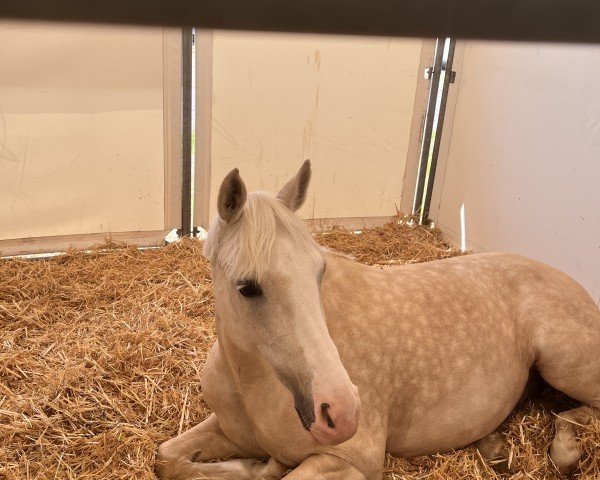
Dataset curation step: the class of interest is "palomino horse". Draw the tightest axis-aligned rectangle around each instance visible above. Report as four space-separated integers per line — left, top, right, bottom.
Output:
157 161 600 479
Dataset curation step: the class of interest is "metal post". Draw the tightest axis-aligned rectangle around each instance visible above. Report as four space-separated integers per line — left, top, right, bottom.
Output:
180 27 193 237
412 38 444 217
420 38 456 224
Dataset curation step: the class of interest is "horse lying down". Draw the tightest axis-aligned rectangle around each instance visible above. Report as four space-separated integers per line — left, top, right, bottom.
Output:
157 161 600 479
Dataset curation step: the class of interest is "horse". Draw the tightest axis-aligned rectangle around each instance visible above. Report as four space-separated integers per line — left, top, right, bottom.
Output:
156 161 600 479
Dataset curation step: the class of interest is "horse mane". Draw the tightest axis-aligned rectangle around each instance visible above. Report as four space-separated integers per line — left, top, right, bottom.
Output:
203 191 318 281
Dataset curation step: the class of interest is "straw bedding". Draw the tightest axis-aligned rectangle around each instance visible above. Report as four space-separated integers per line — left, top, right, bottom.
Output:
1 217 599 479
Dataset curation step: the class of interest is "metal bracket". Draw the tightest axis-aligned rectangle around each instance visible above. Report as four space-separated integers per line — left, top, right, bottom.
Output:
428 68 456 83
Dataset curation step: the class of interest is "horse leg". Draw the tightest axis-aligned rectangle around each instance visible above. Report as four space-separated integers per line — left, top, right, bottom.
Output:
549 405 599 472
475 368 545 474
283 454 369 480
475 431 513 474
156 413 287 480
532 299 600 472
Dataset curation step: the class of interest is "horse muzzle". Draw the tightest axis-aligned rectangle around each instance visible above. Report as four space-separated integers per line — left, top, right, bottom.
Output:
307 381 361 445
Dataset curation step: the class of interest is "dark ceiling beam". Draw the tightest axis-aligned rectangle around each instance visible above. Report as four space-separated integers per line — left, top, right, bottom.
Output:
1 0 599 44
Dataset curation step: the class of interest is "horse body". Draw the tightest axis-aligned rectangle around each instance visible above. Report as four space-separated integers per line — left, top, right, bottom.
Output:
157 162 600 479
324 251 534 458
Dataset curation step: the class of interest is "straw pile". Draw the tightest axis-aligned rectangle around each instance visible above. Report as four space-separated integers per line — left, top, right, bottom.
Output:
1 217 598 479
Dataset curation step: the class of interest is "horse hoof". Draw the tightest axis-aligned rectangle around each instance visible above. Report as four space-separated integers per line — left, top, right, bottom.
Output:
488 457 514 475
549 440 581 474
476 432 514 474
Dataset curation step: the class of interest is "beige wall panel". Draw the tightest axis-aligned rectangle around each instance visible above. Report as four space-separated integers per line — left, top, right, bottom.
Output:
0 22 168 241
197 32 422 225
433 41 600 304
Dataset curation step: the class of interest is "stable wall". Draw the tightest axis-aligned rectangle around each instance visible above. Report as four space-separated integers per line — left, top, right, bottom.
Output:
0 21 182 255
195 31 425 228
431 41 600 304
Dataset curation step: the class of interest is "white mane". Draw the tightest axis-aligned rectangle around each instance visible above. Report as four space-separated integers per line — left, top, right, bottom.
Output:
203 192 318 281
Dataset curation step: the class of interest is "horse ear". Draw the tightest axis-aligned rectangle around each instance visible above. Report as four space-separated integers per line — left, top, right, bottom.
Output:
277 160 312 212
217 168 247 223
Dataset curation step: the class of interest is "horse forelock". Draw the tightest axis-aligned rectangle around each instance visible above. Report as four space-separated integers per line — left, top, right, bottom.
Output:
203 191 317 281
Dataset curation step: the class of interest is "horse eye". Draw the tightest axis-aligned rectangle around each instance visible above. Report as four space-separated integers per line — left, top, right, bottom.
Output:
237 280 263 298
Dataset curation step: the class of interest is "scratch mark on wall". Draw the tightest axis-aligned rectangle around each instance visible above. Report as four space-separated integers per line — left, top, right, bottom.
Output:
0 106 20 164
325 144 374 163
303 76 322 159
583 101 600 145
79 197 85 230
0 105 6 149
314 49 321 71
302 120 314 158
213 117 240 147
222 157 256 166
68 152 83 171
18 134 29 193
312 134 396 156
0 143 19 163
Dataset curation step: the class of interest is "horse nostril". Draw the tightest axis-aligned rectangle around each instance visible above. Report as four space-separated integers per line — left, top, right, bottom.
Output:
326 414 335 429
321 402 336 429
